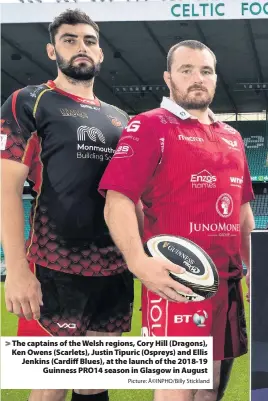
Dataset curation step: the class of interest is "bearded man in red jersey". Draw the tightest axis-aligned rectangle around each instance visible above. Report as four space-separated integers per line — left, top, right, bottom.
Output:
99 40 255 401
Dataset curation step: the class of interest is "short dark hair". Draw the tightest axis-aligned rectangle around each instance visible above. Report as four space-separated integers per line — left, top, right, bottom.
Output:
48 8 99 45
167 40 217 72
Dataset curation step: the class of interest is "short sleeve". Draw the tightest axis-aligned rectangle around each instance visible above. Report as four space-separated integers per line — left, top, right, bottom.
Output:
99 114 161 204
1 89 37 168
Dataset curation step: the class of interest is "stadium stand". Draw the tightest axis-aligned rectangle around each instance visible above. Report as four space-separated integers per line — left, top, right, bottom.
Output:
229 121 268 181
251 193 268 229
244 136 268 180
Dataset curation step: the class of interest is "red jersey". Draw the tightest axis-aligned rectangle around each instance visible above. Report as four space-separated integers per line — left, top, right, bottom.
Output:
99 97 254 279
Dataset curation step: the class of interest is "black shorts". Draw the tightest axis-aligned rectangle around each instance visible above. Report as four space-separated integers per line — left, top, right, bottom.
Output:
18 263 134 336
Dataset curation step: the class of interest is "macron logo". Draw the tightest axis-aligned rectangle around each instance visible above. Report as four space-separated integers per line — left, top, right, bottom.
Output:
178 135 204 142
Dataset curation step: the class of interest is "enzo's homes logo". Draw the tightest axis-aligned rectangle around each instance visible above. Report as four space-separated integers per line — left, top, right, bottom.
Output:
191 170 217 189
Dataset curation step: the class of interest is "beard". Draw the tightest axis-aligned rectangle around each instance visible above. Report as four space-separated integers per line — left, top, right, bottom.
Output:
55 51 101 81
170 77 215 110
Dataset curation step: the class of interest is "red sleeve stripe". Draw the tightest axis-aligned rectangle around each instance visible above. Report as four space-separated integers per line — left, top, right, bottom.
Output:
22 131 38 167
12 89 22 128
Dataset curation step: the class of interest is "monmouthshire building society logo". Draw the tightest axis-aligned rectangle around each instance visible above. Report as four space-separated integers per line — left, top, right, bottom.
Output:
77 126 106 144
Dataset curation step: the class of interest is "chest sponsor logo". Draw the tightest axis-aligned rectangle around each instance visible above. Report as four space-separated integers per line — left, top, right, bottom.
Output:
77 126 105 144
216 193 233 218
76 126 114 162
107 115 123 128
221 137 238 149
178 134 204 143
0 134 7 150
191 170 217 189
189 221 240 236
60 108 88 119
230 176 243 188
125 120 141 133
114 143 134 158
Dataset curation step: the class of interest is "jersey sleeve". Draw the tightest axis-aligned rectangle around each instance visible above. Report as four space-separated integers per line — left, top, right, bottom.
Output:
1 88 37 168
99 114 162 204
241 137 255 204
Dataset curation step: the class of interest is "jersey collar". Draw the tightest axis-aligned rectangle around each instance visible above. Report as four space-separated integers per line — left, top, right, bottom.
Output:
46 80 100 107
160 97 218 123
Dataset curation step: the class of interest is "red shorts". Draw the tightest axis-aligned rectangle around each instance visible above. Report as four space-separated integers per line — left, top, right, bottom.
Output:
142 279 247 361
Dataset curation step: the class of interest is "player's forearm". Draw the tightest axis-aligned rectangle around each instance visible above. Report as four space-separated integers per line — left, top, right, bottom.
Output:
240 204 255 271
104 191 146 270
240 232 251 270
1 190 28 268
135 201 144 237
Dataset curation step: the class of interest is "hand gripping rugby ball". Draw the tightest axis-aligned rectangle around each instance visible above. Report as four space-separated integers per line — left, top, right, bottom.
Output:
144 235 219 302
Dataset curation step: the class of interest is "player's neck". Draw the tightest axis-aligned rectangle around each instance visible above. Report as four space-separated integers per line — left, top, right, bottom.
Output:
186 109 211 125
53 73 95 101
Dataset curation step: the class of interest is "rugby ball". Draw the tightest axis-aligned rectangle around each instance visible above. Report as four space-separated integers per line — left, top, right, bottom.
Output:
144 235 219 302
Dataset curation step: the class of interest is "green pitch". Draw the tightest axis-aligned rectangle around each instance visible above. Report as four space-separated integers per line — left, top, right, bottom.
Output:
1 279 249 401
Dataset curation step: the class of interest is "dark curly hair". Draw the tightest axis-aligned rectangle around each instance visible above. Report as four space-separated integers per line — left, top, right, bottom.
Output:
48 9 99 45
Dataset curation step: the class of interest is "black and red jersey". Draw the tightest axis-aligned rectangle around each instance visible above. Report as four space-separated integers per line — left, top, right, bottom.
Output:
1 81 129 276
99 97 255 280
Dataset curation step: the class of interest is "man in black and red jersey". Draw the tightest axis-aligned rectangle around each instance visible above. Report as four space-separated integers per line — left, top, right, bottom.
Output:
1 9 138 401
99 40 255 401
